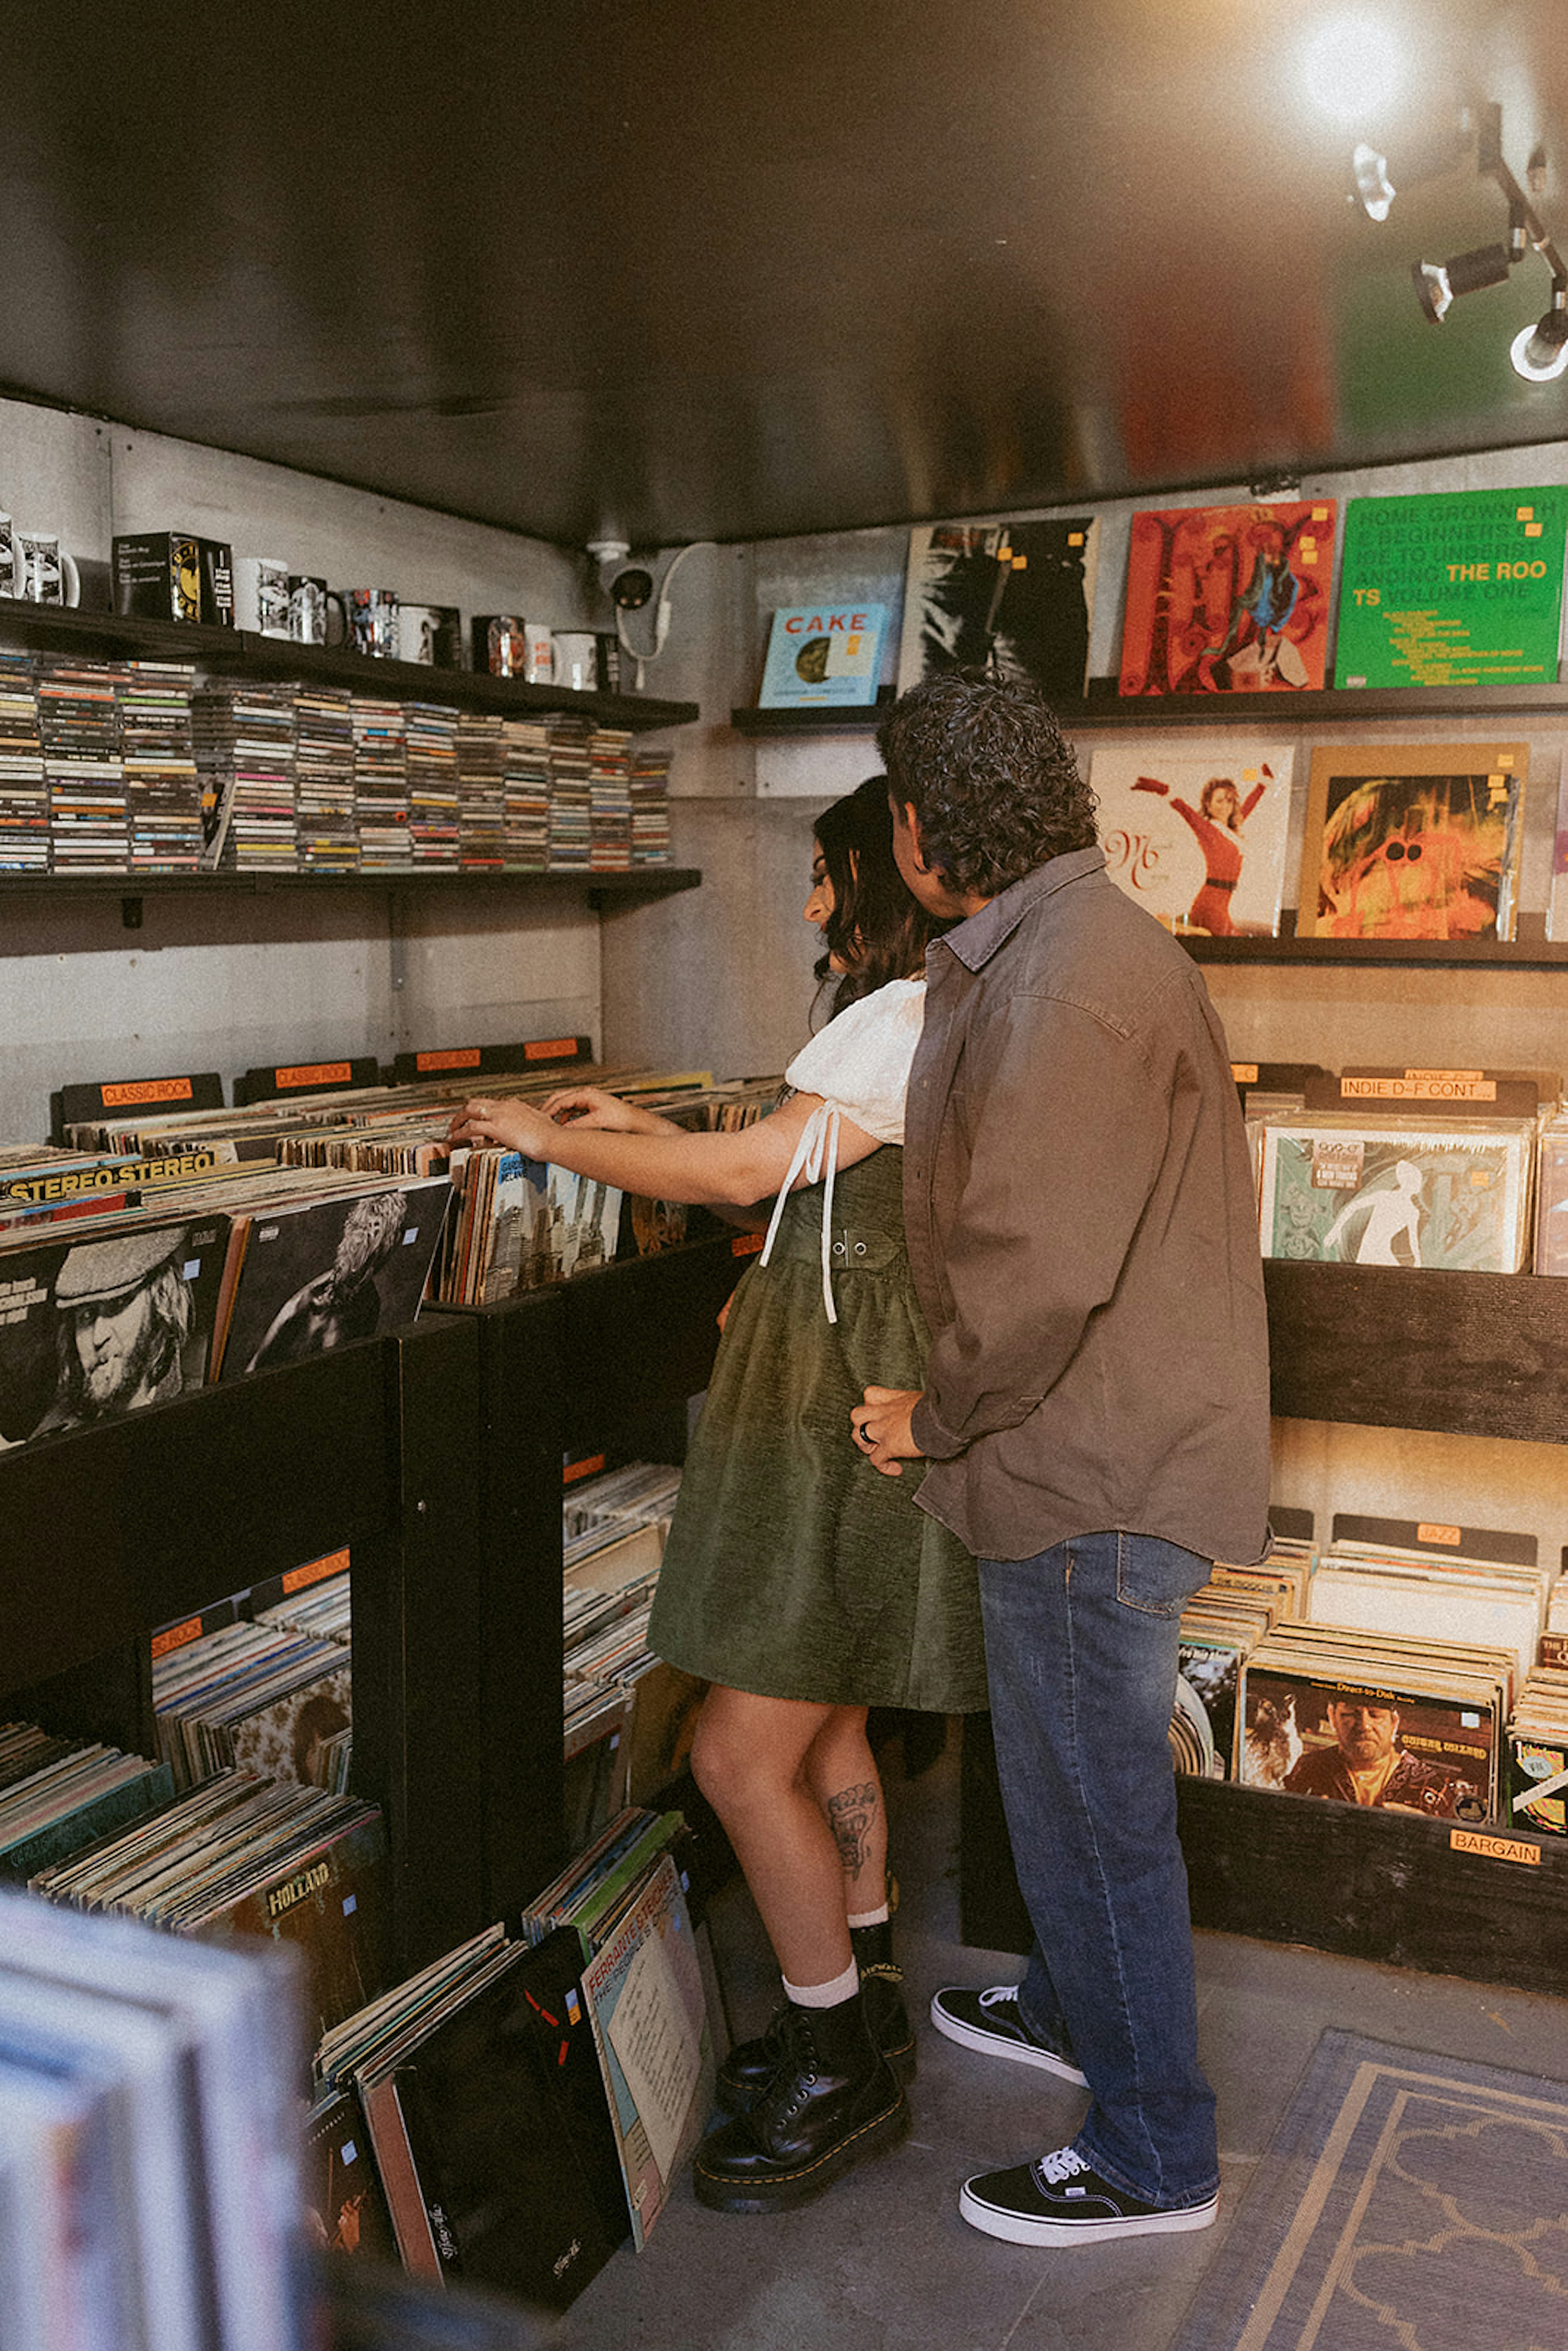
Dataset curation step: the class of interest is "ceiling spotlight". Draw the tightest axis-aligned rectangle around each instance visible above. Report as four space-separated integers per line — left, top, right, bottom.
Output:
1411 242 1512 324
1352 142 1397 221
1510 290 1568 382
1350 122 1474 220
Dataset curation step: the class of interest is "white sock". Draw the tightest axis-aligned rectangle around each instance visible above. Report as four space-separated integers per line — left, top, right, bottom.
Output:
846 1903 890 1929
782 1957 860 2008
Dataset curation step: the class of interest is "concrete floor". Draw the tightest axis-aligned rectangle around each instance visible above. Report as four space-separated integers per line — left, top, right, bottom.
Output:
549 1730 1568 2351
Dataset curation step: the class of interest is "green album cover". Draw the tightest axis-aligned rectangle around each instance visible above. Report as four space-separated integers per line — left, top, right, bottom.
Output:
1334 486 1568 687
1258 1122 1532 1271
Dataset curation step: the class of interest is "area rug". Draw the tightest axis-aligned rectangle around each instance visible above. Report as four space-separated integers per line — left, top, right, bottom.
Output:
1170 2028 1568 2351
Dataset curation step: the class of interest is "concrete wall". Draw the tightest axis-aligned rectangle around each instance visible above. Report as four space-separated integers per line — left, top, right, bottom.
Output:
0 398 602 1134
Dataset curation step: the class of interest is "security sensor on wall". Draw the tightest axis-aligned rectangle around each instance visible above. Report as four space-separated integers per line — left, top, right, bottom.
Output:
587 539 717 688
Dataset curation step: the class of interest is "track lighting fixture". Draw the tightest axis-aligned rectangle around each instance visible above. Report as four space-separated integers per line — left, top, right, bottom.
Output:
1409 243 1511 325
1510 288 1568 383
1356 102 1568 387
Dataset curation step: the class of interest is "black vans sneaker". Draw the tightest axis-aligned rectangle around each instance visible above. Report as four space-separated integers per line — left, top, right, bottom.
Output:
959 2144 1218 2245
929 1986 1087 2085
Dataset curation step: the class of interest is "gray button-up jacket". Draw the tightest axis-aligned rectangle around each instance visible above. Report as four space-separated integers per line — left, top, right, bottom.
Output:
904 845 1272 1567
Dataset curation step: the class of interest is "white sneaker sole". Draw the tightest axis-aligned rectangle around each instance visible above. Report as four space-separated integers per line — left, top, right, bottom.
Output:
958 2181 1218 2245
929 1997 1089 2086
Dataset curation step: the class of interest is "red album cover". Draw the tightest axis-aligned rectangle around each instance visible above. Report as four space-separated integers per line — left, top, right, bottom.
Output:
1119 501 1336 696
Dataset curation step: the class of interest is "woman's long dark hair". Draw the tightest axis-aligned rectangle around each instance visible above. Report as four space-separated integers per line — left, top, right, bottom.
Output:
813 774 948 1018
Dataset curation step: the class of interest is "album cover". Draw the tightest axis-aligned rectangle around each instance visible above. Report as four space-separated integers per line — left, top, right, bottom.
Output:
1534 1126 1568 1275
1174 1638 1247 1780
190 1802 390 2043
1548 764 1568 944
582 1848 712 2251
759 602 888 707
1090 744 1293 935
303 2084 400 2264
896 517 1098 701
1295 741 1528 942
1238 1663 1498 1821
216 1177 451 1378
0 1211 230 1449
1256 1115 1534 1271
1334 485 1568 688
1118 500 1335 696
383 1928 628 2310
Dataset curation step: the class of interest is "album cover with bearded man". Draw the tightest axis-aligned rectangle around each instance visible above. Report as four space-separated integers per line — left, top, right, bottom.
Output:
0 1211 230 1449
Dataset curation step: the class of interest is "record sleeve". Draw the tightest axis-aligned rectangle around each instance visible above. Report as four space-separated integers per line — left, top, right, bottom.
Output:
385 1929 628 2311
216 1177 450 1377
896 518 1097 701
1118 500 1334 695
1089 744 1292 936
1256 1115 1534 1271
1239 1662 1498 1821
759 601 888 708
581 1848 712 2251
1294 741 1527 942
0 1211 229 1447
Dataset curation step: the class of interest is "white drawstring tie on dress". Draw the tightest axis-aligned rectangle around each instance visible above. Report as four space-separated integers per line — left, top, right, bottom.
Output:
760 1101 842 1322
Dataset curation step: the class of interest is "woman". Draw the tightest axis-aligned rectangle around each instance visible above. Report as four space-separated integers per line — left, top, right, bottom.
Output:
1132 770 1266 935
449 777 987 2215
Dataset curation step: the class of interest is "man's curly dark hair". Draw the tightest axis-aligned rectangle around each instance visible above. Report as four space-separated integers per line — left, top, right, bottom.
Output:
876 668 1098 897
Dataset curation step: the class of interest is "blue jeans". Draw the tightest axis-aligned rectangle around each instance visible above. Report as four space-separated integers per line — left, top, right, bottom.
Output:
978 1531 1218 2209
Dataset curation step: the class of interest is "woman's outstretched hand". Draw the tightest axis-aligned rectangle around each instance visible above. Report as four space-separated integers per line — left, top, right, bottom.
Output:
447 1095 557 1156
540 1086 678 1135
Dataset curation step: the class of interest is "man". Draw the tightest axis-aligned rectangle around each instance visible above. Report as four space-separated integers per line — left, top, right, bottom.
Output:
851 669 1271 2247
44 1224 195 1429
1283 1696 1466 1816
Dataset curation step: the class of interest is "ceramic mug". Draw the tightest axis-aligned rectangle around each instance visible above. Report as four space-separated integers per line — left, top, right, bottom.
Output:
344 587 399 658
236 555 292 637
523 622 554 683
479 614 528 676
288 574 329 645
16 532 80 606
398 603 461 666
552 631 598 692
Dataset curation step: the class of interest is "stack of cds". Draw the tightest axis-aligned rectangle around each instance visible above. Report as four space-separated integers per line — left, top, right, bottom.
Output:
456 711 506 869
630 743 673 865
0 652 46 869
38 659 129 871
193 682 296 869
501 715 551 869
547 714 593 869
120 661 202 870
351 695 409 868
588 725 633 869
404 699 461 864
294 684 358 868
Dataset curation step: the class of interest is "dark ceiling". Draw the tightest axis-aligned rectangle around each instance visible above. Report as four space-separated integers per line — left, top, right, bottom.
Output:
3 0 1566 552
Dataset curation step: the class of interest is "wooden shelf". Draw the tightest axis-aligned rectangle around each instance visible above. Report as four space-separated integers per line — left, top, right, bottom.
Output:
0 867 702 917
1185 921 1568 971
0 598 698 730
1265 1258 1568 1441
733 677 1568 735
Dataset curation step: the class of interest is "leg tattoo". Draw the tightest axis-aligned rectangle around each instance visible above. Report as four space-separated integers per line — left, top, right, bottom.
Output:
826 1781 879 1879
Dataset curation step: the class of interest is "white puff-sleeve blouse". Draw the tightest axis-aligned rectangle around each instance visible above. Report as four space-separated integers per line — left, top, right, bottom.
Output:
759 976 926 1322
